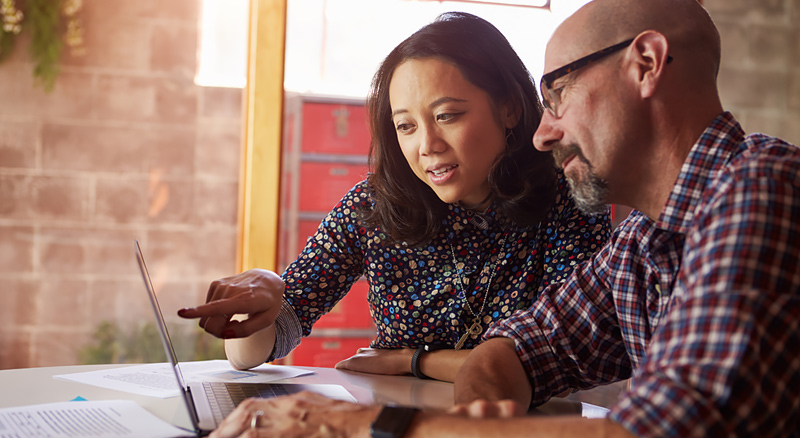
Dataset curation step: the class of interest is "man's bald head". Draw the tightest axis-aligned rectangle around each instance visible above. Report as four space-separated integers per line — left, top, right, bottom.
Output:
546 0 721 82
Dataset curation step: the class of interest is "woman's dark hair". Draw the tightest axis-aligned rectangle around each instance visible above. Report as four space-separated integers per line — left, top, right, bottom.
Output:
363 11 556 246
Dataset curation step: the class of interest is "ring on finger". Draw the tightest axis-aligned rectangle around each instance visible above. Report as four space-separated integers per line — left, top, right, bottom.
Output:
250 410 264 429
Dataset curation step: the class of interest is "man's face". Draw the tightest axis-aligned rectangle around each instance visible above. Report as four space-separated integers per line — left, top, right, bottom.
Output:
533 34 630 215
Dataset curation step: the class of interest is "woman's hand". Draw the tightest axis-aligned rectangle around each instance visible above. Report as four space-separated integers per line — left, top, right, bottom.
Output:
335 348 415 375
210 391 377 438
177 269 285 339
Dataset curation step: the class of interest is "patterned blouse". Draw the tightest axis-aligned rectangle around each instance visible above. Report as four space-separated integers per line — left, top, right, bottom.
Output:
271 172 611 358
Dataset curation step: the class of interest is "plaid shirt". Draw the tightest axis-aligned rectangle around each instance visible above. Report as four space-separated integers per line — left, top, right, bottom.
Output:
485 112 800 437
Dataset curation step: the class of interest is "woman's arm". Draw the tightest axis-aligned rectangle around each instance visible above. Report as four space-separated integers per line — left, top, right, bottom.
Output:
335 347 471 382
223 319 276 370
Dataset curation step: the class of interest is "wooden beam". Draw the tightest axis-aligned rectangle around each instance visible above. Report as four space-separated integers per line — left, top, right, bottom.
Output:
238 0 287 272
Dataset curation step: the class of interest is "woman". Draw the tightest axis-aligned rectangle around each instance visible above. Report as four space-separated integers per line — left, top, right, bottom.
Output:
179 12 610 382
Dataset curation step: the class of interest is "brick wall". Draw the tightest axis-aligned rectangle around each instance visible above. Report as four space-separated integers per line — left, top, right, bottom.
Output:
0 0 241 368
0 0 798 369
707 0 800 144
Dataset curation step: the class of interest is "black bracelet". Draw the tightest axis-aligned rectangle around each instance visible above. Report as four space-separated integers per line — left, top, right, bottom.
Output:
410 346 428 379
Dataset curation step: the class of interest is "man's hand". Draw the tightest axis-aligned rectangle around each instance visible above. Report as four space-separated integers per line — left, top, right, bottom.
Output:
449 399 525 419
210 391 377 438
454 337 532 407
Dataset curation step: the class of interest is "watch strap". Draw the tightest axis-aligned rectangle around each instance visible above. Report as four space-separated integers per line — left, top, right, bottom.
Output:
370 405 420 438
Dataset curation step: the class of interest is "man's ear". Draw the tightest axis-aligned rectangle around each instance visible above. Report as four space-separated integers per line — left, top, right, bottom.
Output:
628 30 670 99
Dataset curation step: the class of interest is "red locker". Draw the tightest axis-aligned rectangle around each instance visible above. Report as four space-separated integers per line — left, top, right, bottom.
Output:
279 94 377 367
297 161 369 213
300 102 371 155
278 336 374 368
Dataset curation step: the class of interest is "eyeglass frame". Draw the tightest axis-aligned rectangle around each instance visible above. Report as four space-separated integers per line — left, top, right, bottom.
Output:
540 37 672 117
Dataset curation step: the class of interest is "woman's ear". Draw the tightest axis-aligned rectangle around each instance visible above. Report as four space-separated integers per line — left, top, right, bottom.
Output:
502 100 522 130
628 30 670 99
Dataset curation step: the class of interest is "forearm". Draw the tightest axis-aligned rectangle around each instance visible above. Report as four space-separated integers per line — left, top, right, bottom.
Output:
405 415 632 438
454 337 531 406
224 321 276 370
419 349 470 382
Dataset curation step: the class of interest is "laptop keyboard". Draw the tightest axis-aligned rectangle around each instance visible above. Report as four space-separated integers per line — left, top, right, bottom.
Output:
203 381 290 425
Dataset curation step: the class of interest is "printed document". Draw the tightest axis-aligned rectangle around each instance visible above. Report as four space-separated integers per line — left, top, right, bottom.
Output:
0 400 193 438
54 360 314 398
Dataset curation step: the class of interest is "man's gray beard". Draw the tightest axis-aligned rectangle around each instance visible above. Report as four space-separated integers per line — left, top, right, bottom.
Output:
566 172 609 216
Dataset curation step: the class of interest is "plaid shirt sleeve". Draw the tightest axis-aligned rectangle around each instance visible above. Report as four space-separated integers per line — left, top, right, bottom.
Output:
484 216 643 404
610 138 800 437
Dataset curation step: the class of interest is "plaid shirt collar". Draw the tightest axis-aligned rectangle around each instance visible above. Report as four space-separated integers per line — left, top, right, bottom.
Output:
656 112 745 234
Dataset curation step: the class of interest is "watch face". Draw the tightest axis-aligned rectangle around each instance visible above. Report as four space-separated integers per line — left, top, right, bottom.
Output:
370 406 419 438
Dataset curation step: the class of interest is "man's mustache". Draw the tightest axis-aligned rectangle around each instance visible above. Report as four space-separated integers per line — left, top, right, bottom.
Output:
552 143 588 169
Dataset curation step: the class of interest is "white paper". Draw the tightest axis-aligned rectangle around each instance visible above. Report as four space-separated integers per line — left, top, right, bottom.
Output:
54 360 314 399
0 400 194 438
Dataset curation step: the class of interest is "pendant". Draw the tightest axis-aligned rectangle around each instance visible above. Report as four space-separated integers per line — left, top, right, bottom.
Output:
454 318 483 351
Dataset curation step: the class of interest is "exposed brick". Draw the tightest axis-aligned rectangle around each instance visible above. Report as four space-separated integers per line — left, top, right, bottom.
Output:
789 72 800 111
0 276 39 326
0 175 28 218
717 21 748 71
149 130 196 177
32 175 92 220
42 124 195 176
143 229 237 280
0 331 33 369
749 25 791 71
89 279 153 331
0 121 38 168
792 28 800 69
39 227 139 276
40 72 96 120
42 124 142 173
146 178 195 224
0 226 35 273
95 176 149 224
705 0 789 24
95 75 198 124
718 68 788 109
62 20 151 71
31 329 92 366
151 24 198 78
196 122 242 180
200 87 245 120
746 111 800 145
0 63 44 117
37 277 91 328
195 180 239 226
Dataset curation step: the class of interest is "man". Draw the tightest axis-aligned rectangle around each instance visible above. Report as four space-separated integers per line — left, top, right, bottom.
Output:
209 0 800 436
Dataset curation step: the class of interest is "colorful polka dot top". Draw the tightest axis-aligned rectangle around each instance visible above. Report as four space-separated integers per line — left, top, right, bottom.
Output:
273 172 611 357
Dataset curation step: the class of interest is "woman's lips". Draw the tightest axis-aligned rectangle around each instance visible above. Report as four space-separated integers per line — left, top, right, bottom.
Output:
428 164 458 183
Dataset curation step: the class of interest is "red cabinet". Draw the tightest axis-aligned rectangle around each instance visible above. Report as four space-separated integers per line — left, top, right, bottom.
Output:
278 94 376 367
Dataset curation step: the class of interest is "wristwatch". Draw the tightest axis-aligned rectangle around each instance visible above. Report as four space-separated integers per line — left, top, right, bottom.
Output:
410 344 446 379
370 405 420 438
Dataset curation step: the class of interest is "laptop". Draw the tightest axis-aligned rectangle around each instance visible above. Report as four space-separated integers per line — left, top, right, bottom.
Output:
134 240 356 436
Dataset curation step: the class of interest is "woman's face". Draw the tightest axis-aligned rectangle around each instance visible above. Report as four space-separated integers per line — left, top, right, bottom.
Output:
388 58 514 207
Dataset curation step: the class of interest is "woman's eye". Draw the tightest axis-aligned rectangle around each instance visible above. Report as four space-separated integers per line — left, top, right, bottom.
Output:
436 112 462 122
395 123 413 133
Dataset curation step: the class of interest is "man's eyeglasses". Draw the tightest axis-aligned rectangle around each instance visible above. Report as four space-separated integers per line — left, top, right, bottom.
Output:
540 37 672 118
